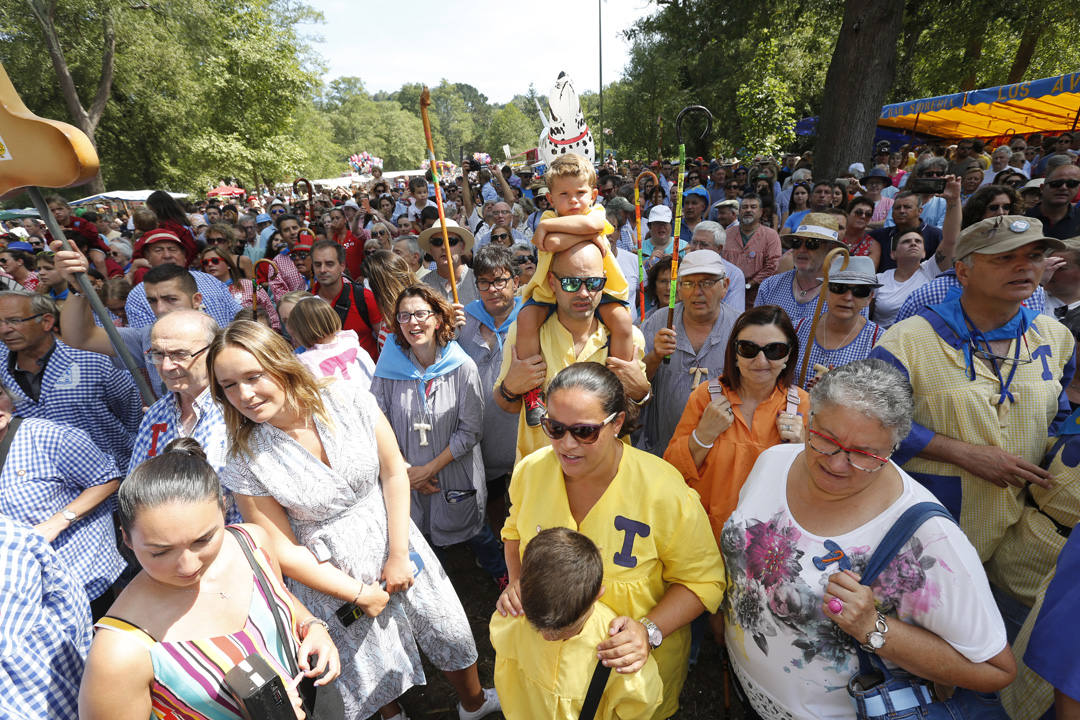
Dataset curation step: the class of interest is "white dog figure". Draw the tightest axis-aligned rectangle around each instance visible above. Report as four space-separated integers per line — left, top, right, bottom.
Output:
537 72 594 166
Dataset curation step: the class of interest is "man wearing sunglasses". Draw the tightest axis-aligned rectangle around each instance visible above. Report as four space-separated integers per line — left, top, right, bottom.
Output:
1027 163 1080 240
640 250 738 455
871 215 1072 625
495 242 648 459
419 219 479 307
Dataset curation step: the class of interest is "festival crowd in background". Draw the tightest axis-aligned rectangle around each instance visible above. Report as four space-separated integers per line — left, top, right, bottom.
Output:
1 132 1080 720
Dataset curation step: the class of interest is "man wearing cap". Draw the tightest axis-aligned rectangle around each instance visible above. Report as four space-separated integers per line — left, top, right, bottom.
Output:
722 193 781 303
525 187 551 235
494 242 648 459
688 222 746 311
871 216 1074 617
679 186 711 243
640 249 739 455
754 213 846 323
311 239 382 358
604 196 637 253
711 199 739 229
1027 163 1080 240
123 229 240 330
706 162 728 207
420 219 478 307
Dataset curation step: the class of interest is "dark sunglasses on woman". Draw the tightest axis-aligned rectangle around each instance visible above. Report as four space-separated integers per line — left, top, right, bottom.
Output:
1046 178 1080 190
828 283 873 298
540 412 617 444
735 340 791 361
785 237 824 251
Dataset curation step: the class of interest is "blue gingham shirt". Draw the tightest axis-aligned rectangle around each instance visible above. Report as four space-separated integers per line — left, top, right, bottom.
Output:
0 514 91 720
618 221 637 253
0 341 142 470
128 388 241 523
124 269 242 329
794 318 883 389
755 270 869 325
894 269 1048 325
0 418 123 599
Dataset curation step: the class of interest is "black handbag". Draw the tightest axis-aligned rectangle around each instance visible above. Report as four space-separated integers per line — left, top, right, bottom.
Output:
228 527 346 719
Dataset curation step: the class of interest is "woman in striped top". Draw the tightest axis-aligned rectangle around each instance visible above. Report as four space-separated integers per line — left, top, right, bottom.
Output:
79 437 340 720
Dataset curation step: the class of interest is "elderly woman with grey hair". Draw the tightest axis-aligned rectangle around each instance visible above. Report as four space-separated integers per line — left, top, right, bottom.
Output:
720 358 1015 719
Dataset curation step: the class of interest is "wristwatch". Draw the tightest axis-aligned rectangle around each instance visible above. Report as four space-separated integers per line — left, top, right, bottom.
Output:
639 617 663 649
861 613 889 653
61 508 79 524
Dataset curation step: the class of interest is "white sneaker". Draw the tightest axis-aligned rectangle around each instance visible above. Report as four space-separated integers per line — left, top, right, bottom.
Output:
458 687 500 720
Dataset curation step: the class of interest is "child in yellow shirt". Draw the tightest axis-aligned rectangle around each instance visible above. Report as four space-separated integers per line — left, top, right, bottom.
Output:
517 153 632 425
490 528 662 719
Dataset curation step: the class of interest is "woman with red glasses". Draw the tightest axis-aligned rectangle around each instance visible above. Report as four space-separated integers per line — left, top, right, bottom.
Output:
203 223 254 279
498 362 725 720
721 359 1013 719
199 247 279 329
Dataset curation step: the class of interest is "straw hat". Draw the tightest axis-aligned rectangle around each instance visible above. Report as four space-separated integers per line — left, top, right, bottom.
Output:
418 218 474 254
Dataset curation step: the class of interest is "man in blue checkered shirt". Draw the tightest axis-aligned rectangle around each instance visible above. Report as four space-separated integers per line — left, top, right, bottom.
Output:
0 388 124 614
0 291 142 469
0 513 91 720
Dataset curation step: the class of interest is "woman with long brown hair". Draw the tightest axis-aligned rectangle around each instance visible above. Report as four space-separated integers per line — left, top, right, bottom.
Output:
362 249 418 354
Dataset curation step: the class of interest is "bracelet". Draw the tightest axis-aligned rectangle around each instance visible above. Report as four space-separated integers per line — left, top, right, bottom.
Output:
631 391 652 407
498 381 521 402
692 429 714 449
299 617 329 636
351 586 365 606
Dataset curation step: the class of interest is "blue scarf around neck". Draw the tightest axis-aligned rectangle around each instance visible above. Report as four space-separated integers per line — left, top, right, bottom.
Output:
373 338 469 410
464 297 522 351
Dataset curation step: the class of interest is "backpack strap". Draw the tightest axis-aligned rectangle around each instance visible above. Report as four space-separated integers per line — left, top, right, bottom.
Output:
0 417 23 468
352 283 371 329
707 379 725 400
785 387 801 415
578 659 612 720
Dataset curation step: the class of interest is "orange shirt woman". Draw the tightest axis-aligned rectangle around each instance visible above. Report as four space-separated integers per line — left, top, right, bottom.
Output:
664 306 809 542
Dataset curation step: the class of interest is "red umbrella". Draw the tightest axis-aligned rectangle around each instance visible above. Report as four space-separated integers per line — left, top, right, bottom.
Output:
206 185 245 197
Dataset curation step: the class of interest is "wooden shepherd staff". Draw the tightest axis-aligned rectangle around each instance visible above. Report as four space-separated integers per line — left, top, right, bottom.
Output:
797 245 851 388
633 170 658 321
419 86 459 304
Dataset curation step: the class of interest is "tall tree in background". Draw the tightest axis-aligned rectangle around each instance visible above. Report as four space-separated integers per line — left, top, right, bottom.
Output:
815 0 904 183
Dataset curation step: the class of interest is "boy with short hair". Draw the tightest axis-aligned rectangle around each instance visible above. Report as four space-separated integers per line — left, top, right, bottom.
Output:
516 153 633 425
490 528 661 719
406 176 431 223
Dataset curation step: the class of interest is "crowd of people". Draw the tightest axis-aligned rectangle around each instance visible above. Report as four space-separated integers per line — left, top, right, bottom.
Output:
0 130 1079 720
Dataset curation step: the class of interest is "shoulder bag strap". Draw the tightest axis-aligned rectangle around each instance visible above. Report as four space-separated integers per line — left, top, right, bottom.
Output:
352 284 370 328
578 659 612 720
226 526 300 678
0 417 23 468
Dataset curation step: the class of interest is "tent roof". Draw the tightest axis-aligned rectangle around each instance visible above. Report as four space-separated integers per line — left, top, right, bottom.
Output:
71 190 188 205
878 72 1080 139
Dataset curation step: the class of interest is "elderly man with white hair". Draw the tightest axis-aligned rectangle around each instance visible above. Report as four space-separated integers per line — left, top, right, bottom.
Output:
687 221 746 311
640 250 740 455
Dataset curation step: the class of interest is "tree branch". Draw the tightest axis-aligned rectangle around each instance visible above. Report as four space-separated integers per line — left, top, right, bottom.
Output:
88 3 116 128
24 0 92 134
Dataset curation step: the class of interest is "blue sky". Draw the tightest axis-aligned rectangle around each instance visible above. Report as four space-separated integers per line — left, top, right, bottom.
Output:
299 0 652 103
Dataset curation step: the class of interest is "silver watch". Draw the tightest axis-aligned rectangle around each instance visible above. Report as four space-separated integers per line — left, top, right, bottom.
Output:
61 509 78 524
860 613 889 653
639 616 663 648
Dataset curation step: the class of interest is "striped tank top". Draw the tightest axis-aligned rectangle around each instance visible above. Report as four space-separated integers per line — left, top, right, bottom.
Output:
95 526 299 720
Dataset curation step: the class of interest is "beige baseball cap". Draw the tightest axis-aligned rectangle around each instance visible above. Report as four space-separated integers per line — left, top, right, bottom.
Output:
954 215 1064 260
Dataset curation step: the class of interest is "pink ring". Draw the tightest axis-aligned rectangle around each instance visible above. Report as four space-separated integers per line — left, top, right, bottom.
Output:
827 597 843 615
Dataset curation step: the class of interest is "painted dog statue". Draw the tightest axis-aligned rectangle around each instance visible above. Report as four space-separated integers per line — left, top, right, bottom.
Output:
537 71 594 166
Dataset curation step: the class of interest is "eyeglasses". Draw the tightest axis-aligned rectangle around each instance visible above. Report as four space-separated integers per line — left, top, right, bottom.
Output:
828 283 873 298
0 313 44 327
396 309 435 323
201 257 223 268
1046 178 1080 190
678 278 723 291
807 427 891 472
735 339 790 360
476 276 512 292
145 344 211 365
554 274 606 293
490 233 511 242
785 237 825 251
270 208 286 215
513 256 536 267
540 412 617 444
850 209 873 218
373 229 390 238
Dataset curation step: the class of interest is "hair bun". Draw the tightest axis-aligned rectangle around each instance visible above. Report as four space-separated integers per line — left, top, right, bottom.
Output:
162 436 208 461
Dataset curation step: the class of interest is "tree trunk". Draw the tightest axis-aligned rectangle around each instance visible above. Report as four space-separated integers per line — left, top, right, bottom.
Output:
1007 22 1043 84
24 0 115 194
815 0 905 183
958 30 984 91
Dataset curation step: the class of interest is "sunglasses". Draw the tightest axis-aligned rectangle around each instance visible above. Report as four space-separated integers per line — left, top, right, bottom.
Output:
850 209 873 218
1047 178 1080 189
373 230 390 238
922 171 945 178
540 412 617 444
735 340 790 360
201 257 223 268
490 233 511 242
291 251 310 260
785 237 825 251
986 203 1013 213
270 208 286 215
828 283 873 298
206 236 229 245
554 274 606 293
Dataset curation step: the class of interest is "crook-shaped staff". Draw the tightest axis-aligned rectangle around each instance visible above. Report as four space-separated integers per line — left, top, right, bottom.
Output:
798 246 850 388
633 170 658 321
665 105 713 363
292 178 313 226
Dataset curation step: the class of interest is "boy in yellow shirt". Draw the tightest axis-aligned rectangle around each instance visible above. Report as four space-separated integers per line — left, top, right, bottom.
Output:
517 153 632 425
490 528 662 720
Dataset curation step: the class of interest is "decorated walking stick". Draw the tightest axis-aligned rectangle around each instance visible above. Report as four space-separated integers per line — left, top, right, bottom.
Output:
419 86 459 304
0 63 155 405
292 177 313 225
798 246 850 388
254 258 280 302
664 105 713 364
633 170 658 322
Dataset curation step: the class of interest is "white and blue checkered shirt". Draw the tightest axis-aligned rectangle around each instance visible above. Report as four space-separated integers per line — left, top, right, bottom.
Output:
0 341 142 470
0 418 124 599
894 269 1048 325
128 388 241 523
124 269 242 330
0 514 91 720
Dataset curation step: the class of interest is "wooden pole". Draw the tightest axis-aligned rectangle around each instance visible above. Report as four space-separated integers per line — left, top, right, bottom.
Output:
419 87 459 304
